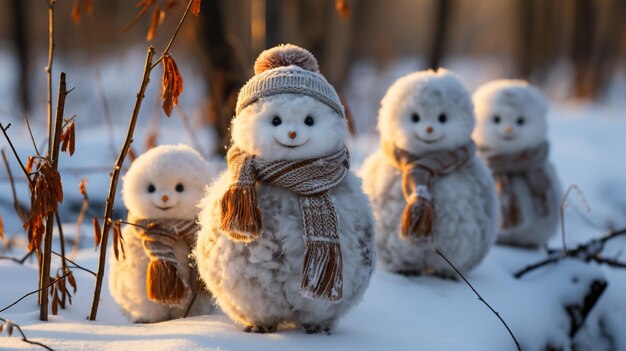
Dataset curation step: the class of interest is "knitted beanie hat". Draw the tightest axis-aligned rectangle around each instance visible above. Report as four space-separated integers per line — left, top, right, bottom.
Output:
235 44 345 118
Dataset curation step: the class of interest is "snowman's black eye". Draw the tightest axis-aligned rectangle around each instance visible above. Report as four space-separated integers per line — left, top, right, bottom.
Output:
147 184 156 193
271 116 282 126
493 115 501 124
304 115 314 126
411 113 420 123
175 183 184 192
438 113 447 123
516 116 525 126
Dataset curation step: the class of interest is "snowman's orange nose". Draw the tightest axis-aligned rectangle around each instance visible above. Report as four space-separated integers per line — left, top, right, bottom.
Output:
504 126 512 134
426 127 434 134
162 195 169 203
289 131 297 139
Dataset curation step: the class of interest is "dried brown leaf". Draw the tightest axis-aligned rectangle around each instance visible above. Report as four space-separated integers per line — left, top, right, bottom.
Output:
79 178 88 197
0 215 4 239
146 6 162 41
0 321 3 333
25 156 35 173
160 55 184 117
93 217 101 249
71 0 81 24
191 0 201 15
51 287 59 315
165 0 178 10
23 160 62 253
128 147 138 162
67 271 77 293
6 323 13 337
85 0 94 14
113 223 120 261
336 0 350 20
123 0 156 34
60 120 76 156
145 130 158 151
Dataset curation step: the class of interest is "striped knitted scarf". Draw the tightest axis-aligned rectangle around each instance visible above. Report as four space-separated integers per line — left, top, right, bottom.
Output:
220 146 350 302
482 142 552 229
128 213 199 306
383 141 475 239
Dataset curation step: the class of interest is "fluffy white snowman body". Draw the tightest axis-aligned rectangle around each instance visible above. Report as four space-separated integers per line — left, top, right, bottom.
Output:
473 80 562 248
194 45 375 334
108 144 215 323
361 69 498 277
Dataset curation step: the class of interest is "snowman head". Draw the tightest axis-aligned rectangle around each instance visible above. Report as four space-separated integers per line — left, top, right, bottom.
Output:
378 68 475 156
230 44 348 161
473 80 548 155
122 144 213 220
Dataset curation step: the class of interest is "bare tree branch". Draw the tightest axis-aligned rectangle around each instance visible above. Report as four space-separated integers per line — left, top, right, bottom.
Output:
435 248 521 351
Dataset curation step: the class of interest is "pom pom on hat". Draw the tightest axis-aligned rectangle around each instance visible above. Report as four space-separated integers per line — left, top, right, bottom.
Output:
254 44 320 74
236 43 344 118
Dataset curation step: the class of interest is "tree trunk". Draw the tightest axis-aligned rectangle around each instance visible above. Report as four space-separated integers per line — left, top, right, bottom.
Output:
428 0 452 70
198 0 249 155
11 0 30 114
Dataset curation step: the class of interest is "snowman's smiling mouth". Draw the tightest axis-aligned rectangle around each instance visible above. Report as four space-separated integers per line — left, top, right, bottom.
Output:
274 138 307 149
500 135 516 141
154 204 176 211
415 135 444 144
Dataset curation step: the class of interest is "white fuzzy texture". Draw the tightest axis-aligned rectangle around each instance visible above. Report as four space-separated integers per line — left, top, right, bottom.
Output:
378 68 475 156
109 144 216 322
231 94 348 161
361 69 498 276
473 80 562 247
195 94 375 331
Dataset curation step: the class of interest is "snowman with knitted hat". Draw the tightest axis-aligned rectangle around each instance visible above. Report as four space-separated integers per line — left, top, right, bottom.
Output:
472 79 562 248
194 44 375 334
360 68 498 278
108 144 216 323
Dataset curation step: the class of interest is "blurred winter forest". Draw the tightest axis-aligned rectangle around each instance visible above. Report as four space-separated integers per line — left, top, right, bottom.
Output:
1 0 625 143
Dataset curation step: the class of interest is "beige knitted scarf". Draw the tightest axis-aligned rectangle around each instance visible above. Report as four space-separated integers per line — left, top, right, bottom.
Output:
383 141 475 239
220 146 350 302
482 142 552 229
128 213 199 306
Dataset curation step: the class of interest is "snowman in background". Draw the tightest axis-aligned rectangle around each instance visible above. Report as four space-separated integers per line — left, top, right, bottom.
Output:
109 144 215 323
360 69 498 278
473 80 562 248
194 44 375 334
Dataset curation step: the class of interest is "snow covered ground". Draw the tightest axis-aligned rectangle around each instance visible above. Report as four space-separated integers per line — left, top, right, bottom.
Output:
1 48 625 349
1 102 625 350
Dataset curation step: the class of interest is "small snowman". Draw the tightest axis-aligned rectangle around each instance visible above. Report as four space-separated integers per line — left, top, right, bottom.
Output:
360 69 498 278
473 80 561 248
109 144 216 323
194 44 375 334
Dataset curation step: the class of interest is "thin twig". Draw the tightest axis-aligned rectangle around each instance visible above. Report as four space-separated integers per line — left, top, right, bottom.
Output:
94 70 117 159
89 47 156 321
40 72 67 321
183 284 201 318
0 317 54 350
72 188 89 260
45 0 57 155
54 213 67 273
0 123 33 186
151 0 195 68
1 149 28 223
0 271 71 314
24 115 41 157
175 106 204 156
560 185 590 256
0 251 34 264
434 248 521 351
514 227 626 278
51 250 96 276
